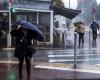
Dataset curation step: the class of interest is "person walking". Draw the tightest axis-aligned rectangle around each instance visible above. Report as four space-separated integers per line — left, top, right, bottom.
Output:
11 25 36 80
74 22 85 48
90 21 99 42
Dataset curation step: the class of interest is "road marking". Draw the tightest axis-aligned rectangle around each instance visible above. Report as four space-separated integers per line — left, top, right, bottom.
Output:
48 54 100 58
47 50 100 54
35 65 100 74
48 58 100 62
0 61 18 64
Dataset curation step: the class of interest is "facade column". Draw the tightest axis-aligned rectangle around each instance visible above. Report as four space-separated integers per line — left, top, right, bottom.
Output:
50 11 53 44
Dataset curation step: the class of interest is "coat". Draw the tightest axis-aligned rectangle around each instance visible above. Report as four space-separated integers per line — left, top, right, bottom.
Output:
10 29 36 58
90 21 99 31
75 24 85 33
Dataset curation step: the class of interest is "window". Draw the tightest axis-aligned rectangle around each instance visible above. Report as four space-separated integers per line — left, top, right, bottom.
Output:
39 12 50 42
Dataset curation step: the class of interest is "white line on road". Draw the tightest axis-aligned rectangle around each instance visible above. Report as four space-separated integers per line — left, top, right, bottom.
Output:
48 54 100 58
48 58 100 62
35 65 100 74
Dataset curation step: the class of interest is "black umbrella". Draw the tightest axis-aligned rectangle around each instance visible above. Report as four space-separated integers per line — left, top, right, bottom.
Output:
15 20 44 41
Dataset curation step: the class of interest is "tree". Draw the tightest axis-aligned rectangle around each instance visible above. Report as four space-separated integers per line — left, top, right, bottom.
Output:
53 0 64 7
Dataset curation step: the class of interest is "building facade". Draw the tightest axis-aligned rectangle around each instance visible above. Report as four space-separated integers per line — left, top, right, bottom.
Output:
0 0 54 48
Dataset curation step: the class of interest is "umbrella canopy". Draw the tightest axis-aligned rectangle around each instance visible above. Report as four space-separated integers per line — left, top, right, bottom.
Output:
50 5 81 19
15 20 44 41
74 22 84 27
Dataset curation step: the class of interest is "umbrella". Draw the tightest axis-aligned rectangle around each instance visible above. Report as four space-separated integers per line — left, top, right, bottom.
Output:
74 22 84 27
15 20 44 41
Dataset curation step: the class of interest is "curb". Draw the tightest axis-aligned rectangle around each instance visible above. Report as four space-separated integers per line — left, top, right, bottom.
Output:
0 48 68 51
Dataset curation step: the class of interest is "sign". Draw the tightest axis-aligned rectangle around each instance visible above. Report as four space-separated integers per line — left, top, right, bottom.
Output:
92 6 96 14
9 0 14 4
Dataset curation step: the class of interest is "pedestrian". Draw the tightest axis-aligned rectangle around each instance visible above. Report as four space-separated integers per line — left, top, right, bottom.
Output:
90 21 99 42
74 22 85 48
54 18 59 28
10 25 36 80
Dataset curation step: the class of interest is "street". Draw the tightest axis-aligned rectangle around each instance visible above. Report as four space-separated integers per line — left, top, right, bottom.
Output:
1 48 100 65
1 30 100 80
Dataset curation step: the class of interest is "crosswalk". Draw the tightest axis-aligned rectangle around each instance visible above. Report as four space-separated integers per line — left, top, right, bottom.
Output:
45 49 100 64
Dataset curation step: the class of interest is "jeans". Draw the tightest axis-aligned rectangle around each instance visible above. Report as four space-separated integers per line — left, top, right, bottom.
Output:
78 32 84 48
92 30 97 41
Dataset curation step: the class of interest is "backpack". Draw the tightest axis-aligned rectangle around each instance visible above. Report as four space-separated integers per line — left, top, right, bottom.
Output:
90 22 99 31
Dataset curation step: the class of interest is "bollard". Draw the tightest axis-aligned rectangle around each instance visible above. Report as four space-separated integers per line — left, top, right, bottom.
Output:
74 32 77 69
89 29 91 48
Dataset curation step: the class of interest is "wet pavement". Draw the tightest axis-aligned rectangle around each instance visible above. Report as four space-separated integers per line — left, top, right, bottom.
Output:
0 31 100 80
0 49 100 80
1 63 100 80
1 49 100 64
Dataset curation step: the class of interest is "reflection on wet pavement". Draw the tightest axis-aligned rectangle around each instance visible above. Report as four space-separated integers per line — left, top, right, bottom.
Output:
1 63 100 80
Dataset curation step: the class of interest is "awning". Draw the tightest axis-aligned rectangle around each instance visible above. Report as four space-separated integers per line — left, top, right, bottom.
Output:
50 5 81 19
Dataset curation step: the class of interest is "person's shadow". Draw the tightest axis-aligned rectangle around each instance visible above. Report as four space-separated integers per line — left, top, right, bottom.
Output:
92 40 97 48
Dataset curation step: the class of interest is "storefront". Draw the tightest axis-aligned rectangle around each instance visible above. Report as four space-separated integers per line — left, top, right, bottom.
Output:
0 0 53 48
0 0 9 48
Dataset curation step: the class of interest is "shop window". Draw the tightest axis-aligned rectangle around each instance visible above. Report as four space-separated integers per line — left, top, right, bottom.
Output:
0 12 9 48
39 12 50 42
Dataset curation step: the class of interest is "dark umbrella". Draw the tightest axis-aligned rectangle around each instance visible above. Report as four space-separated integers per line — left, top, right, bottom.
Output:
15 20 44 41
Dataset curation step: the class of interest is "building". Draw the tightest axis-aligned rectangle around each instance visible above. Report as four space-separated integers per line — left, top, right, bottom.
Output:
0 0 81 48
0 0 54 48
77 0 97 25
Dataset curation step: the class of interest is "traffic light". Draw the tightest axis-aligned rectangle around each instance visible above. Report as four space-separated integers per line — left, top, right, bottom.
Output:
12 8 16 12
11 8 16 13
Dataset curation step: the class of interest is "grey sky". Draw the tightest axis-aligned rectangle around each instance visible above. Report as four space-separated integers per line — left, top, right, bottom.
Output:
63 0 100 9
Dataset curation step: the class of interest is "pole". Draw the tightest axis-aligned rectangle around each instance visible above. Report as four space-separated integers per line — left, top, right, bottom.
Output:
89 29 91 48
74 32 77 69
92 6 96 21
8 2 12 47
64 30 66 49
93 10 96 21
68 0 70 30
81 0 83 20
69 0 70 8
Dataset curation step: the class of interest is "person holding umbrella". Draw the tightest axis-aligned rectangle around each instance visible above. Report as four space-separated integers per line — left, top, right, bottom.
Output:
11 20 44 80
74 22 85 48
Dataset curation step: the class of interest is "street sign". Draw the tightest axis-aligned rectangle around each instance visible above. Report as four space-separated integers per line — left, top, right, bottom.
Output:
92 6 96 14
9 0 14 4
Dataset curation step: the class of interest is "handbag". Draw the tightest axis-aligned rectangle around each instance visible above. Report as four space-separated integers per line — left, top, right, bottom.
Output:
26 45 36 54
14 46 23 58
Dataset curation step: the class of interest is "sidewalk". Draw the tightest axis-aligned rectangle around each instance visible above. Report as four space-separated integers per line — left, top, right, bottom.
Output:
1 63 100 80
